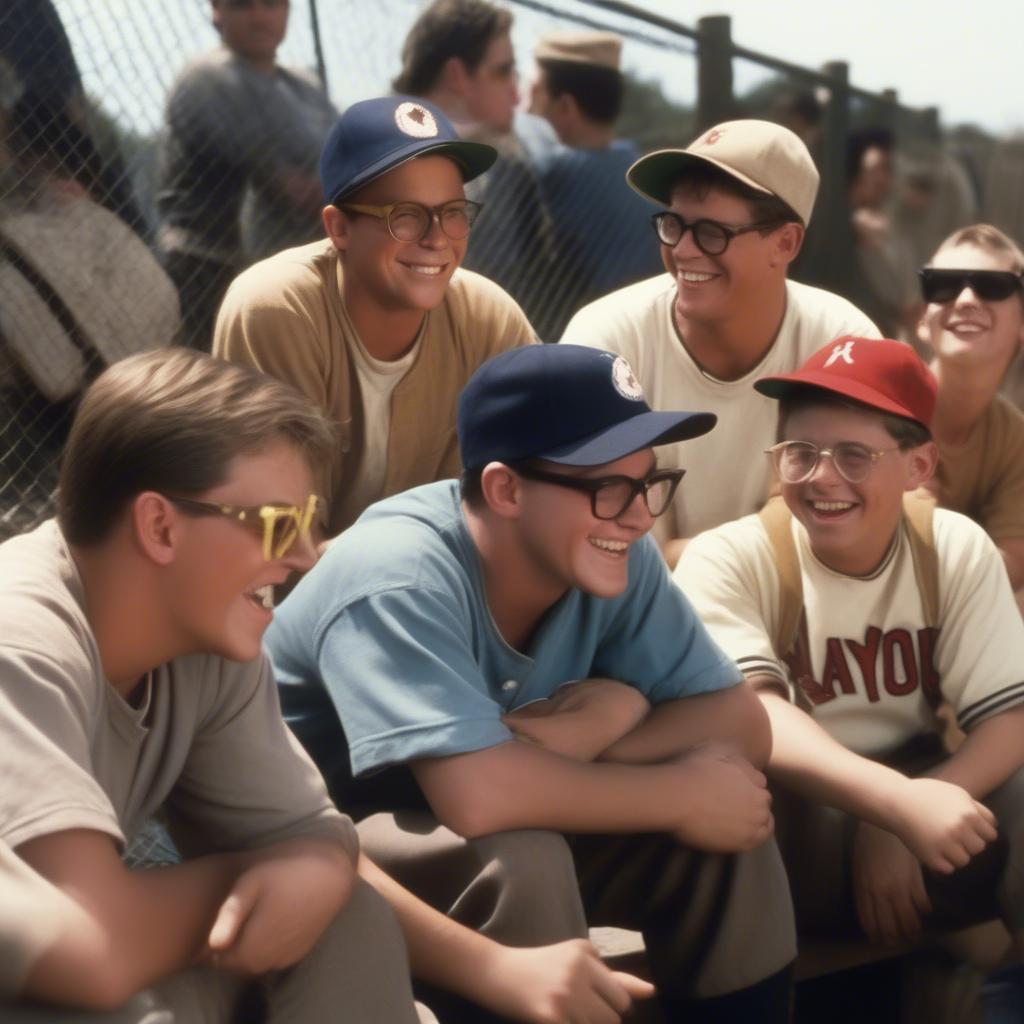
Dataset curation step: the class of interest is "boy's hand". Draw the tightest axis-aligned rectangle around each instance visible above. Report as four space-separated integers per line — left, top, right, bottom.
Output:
204 839 355 974
852 821 930 944
884 777 997 874
668 744 774 852
479 938 655 1024
502 680 650 762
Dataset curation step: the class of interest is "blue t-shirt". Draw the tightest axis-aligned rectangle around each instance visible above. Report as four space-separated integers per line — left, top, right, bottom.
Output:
267 481 741 777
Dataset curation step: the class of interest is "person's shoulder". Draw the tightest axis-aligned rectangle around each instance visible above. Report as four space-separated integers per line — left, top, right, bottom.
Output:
324 482 473 599
562 273 675 342
683 512 773 571
222 239 336 310
988 393 1024 435
168 48 241 91
0 523 100 690
444 269 534 336
783 279 880 337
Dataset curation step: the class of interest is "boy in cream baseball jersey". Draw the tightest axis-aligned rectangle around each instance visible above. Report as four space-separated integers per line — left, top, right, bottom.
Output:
678 338 1024 952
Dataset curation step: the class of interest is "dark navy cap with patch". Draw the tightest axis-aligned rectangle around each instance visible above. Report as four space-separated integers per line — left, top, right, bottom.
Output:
320 95 497 204
458 344 717 470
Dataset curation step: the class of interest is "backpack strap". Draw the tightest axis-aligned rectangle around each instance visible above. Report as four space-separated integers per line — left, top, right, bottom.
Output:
902 491 940 628
758 496 803 657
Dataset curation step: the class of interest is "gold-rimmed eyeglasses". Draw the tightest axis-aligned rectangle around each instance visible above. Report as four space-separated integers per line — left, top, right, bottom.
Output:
339 199 483 243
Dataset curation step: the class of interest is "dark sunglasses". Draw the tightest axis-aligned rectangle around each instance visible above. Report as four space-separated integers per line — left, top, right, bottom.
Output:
918 268 1023 304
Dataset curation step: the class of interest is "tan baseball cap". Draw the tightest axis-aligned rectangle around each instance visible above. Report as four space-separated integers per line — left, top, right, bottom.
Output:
534 30 622 72
627 119 820 225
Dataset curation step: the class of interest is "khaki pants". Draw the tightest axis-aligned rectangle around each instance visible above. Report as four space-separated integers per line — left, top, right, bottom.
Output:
2 879 420 1024
359 810 796 1021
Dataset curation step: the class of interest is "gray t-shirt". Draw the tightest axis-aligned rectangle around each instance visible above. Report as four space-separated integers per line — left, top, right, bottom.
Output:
156 48 337 265
0 520 355 864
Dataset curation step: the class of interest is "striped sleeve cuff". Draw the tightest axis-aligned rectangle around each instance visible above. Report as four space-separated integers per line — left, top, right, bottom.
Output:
959 681 1024 732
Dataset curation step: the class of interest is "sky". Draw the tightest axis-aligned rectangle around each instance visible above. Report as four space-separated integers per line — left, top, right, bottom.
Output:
635 0 1024 135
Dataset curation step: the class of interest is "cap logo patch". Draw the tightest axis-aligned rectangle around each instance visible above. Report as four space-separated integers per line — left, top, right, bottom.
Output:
824 340 856 368
702 128 725 146
394 102 438 139
610 356 644 401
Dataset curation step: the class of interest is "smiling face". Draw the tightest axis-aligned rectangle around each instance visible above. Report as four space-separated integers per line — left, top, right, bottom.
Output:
513 448 658 601
166 439 316 663
918 242 1024 377
779 403 934 577
662 182 789 328
329 155 467 316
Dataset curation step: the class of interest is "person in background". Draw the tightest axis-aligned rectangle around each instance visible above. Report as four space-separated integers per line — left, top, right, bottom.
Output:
526 29 662 335
157 0 337 349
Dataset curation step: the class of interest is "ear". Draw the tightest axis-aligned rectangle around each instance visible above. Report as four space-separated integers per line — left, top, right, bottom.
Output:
439 56 471 97
904 441 939 491
322 204 350 253
131 492 180 567
916 312 933 350
770 222 805 267
480 462 524 520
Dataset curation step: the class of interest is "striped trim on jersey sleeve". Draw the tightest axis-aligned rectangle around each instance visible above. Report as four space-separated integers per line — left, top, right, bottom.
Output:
958 680 1024 732
736 656 787 683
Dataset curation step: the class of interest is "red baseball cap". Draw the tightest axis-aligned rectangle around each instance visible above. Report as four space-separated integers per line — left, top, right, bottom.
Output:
754 337 936 430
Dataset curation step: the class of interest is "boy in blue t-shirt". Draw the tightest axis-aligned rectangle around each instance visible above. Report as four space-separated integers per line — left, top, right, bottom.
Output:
269 343 798 1023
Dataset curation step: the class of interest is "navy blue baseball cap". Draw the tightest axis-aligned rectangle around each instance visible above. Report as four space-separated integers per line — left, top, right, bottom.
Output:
320 96 498 205
458 345 717 470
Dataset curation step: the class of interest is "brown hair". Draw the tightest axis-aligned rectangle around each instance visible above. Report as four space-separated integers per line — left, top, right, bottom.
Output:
392 0 513 96
58 348 335 546
777 390 932 449
931 223 1024 275
670 162 802 227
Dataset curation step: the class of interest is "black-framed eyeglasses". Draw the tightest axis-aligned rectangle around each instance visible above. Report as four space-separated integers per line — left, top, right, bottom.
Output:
164 494 321 561
223 0 289 9
512 464 684 520
765 441 900 485
650 213 779 255
918 267 1024 304
339 199 483 243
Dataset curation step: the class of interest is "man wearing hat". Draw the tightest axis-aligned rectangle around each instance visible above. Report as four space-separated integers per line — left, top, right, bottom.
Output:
678 337 1024 955
526 30 663 333
213 95 535 538
266 344 797 1022
562 119 880 567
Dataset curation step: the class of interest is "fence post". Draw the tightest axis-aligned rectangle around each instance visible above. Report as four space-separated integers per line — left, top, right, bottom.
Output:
696 16 734 131
308 0 329 94
816 60 855 291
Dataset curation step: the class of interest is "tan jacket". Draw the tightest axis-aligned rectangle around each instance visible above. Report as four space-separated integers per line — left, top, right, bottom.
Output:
214 240 536 535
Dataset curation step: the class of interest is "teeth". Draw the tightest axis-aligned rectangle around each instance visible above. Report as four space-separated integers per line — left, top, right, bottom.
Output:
251 584 274 610
681 271 714 283
812 501 853 512
406 264 443 276
589 537 629 552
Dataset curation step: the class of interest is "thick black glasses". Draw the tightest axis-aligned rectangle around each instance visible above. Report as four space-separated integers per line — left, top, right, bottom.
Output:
340 199 483 243
513 465 684 520
165 494 320 560
765 442 899 485
650 213 778 255
918 268 1024 304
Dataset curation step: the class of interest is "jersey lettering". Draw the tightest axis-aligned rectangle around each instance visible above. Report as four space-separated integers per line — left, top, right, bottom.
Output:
784 625 941 706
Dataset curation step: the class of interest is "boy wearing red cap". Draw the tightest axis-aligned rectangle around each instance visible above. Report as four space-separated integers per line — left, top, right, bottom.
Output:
678 337 1024 951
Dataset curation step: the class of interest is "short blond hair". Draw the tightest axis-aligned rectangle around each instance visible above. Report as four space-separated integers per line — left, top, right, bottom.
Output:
932 223 1024 274
58 349 335 546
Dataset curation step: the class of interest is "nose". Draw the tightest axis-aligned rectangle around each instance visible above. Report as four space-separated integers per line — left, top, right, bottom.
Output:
419 213 448 249
285 532 318 574
616 487 656 531
953 285 980 307
670 225 703 260
807 450 843 485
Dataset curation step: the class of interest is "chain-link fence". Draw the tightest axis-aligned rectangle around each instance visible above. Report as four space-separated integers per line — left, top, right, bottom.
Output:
1 0 1014 541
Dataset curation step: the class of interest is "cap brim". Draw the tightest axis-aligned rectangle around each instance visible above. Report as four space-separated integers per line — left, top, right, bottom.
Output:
540 410 717 467
627 149 771 206
332 139 497 203
754 374 924 426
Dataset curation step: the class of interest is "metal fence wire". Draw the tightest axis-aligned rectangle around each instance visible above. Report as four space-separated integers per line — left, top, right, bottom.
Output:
0 0 1017 541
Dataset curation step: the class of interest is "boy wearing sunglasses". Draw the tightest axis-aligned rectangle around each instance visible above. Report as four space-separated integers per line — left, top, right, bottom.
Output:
0 349 663 1024
214 95 535 540
562 119 880 569
267 344 798 1023
678 338 1024 956
916 224 1024 593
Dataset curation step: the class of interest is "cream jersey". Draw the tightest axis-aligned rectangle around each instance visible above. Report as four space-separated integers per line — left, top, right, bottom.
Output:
676 508 1024 757
562 275 879 543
